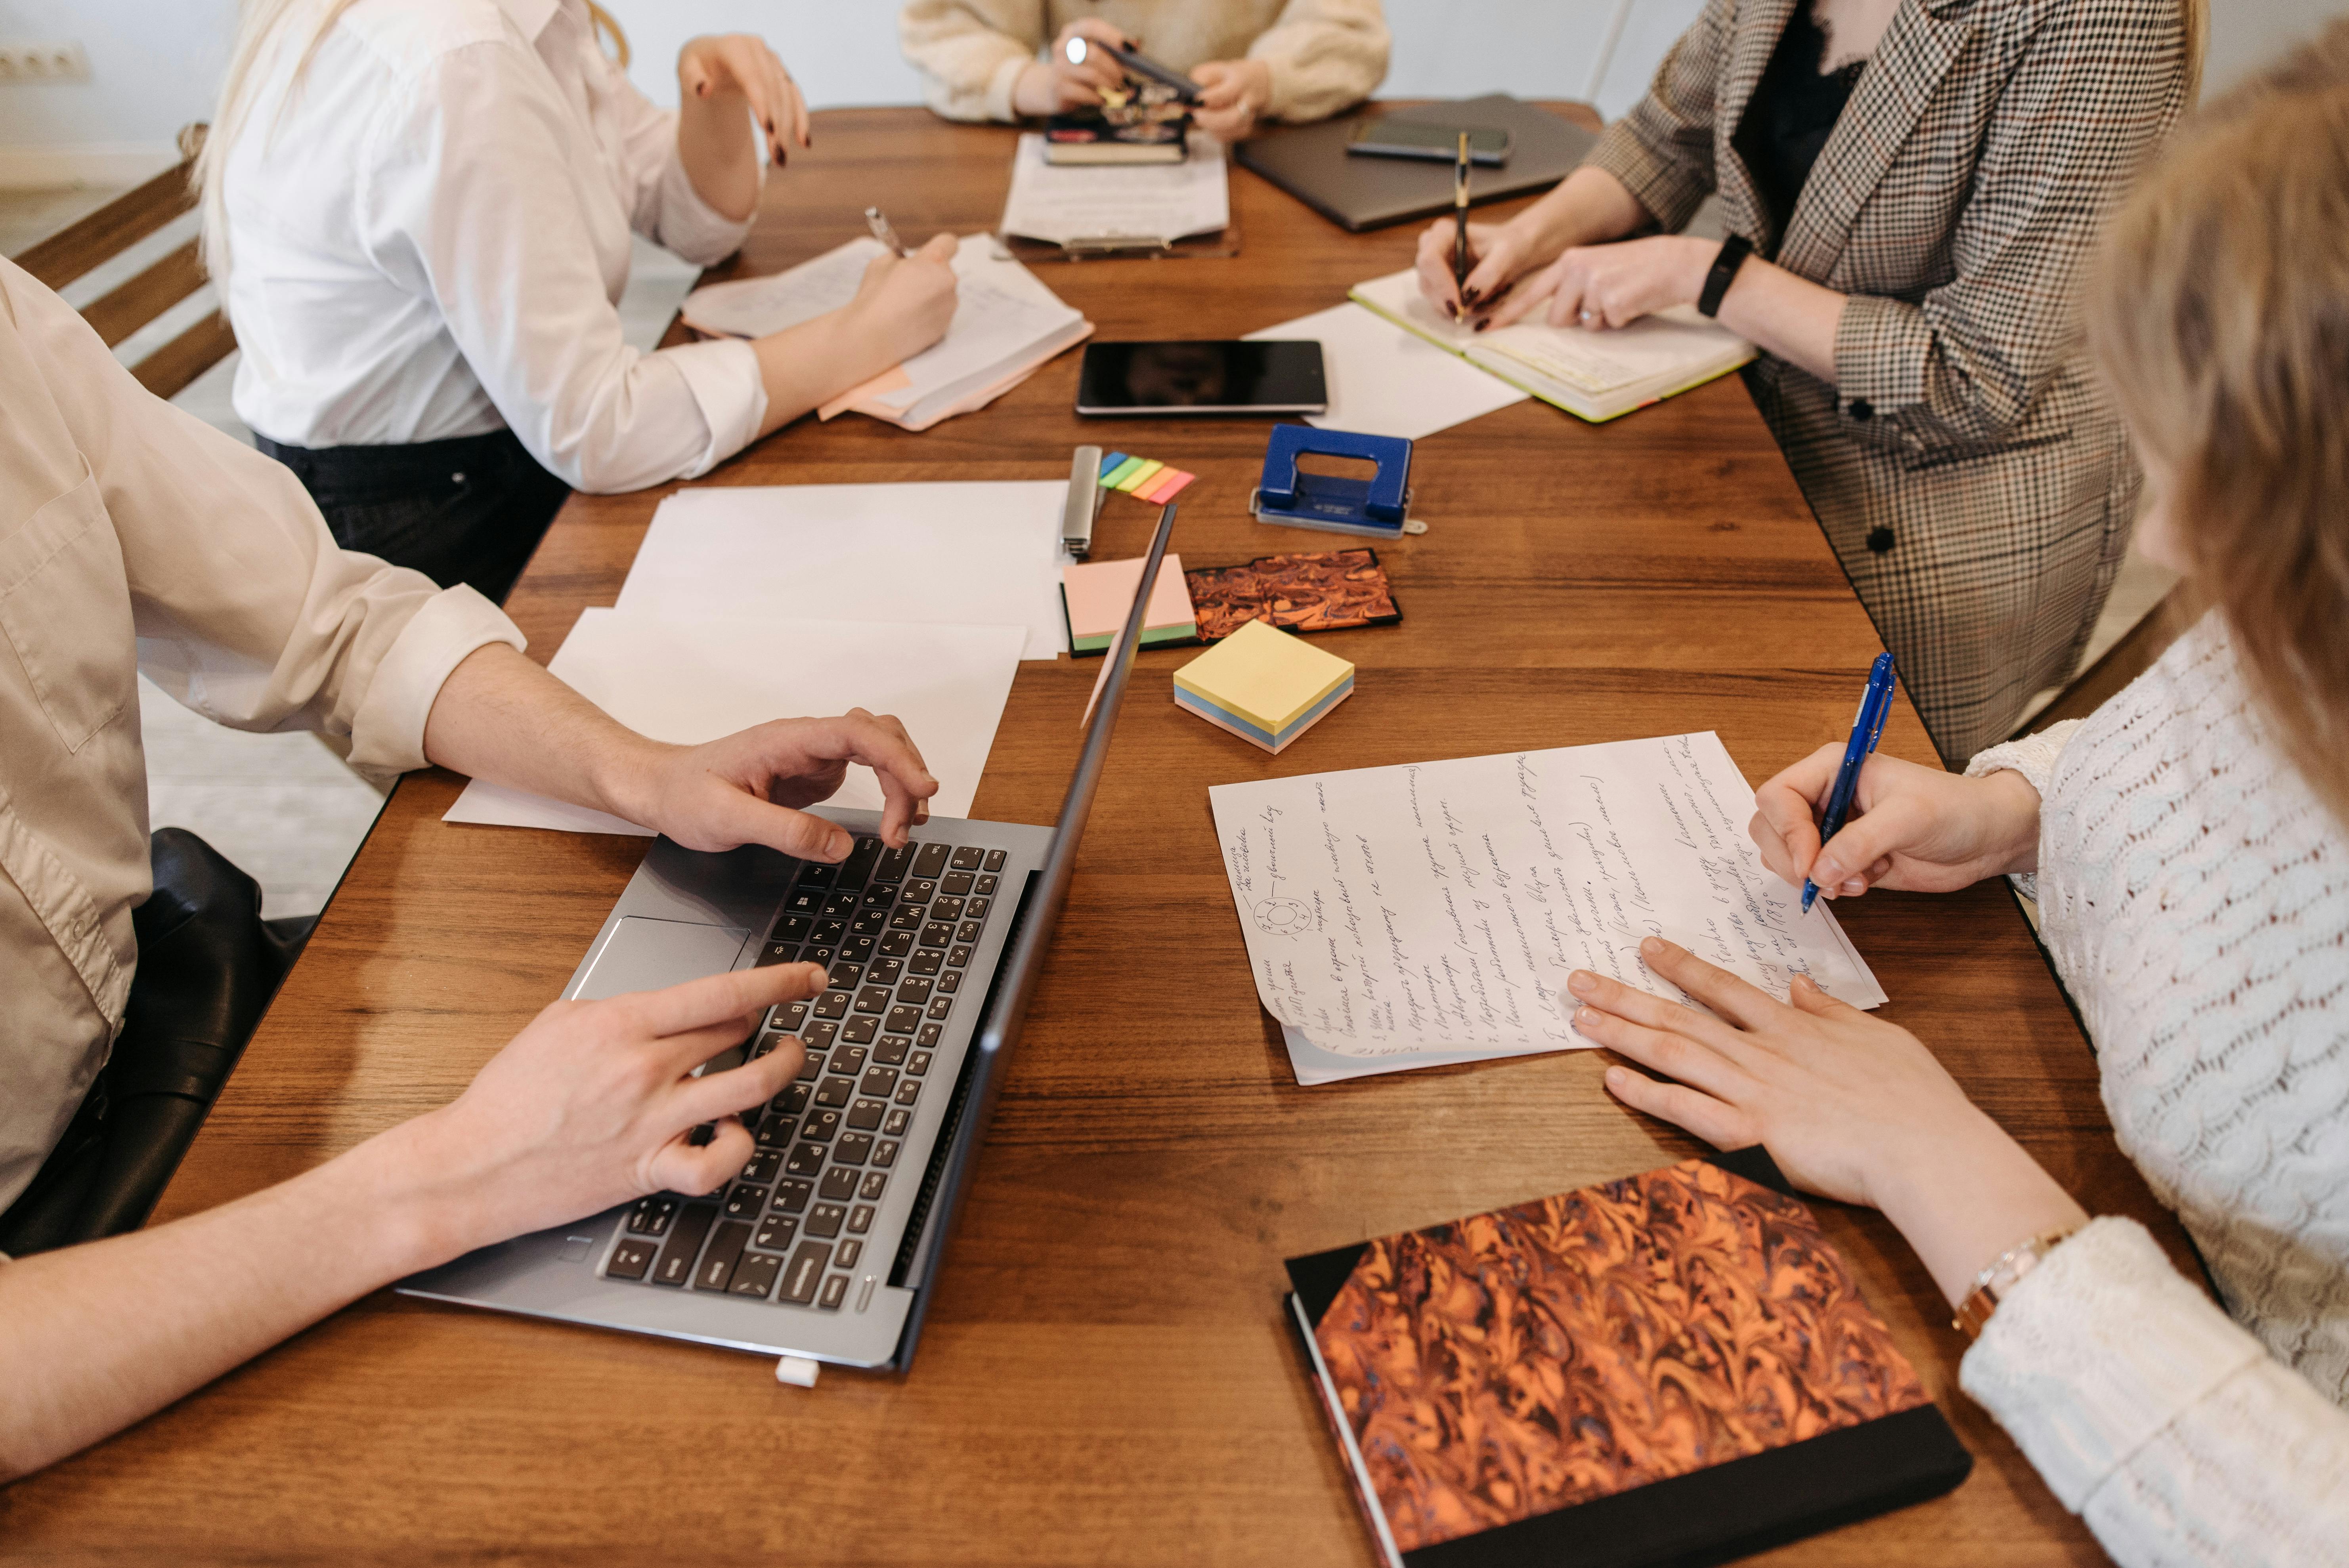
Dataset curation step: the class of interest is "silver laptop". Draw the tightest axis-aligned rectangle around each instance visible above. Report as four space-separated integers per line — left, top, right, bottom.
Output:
399 504 1177 1373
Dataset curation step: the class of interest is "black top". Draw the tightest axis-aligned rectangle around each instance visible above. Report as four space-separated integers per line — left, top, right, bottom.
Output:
1735 1 1867 246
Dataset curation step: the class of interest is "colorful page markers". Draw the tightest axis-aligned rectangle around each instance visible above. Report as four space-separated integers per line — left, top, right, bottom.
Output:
1097 451 1196 504
1061 553 1198 655
1173 619 1354 754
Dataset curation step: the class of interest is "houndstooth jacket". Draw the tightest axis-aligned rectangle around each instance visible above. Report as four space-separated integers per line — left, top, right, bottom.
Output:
1586 0 2194 760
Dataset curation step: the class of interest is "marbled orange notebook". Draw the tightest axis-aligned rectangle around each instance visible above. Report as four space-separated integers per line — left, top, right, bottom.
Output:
1284 1152 1970 1568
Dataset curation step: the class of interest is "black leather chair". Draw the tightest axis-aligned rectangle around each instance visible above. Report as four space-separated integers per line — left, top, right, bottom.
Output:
0 830 310 1255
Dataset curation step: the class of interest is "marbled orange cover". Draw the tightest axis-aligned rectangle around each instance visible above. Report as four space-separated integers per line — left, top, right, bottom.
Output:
1310 1160 1930 1553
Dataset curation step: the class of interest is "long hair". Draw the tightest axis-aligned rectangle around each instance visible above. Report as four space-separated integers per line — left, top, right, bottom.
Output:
2085 20 2349 825
195 0 632 283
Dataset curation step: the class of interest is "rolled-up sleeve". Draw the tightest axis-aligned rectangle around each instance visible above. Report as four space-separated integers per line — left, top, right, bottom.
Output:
900 0 1036 123
601 50 760 266
1248 0 1388 123
1583 0 1730 234
1829 0 2188 448
8 261 522 774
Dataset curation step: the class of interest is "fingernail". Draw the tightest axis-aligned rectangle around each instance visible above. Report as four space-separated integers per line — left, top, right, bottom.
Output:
1472 319 1489 332
827 829 852 858
1842 878 1865 895
1604 1066 1627 1089
1567 970 1596 996
1462 286 1480 305
1640 936 1665 957
1443 302 1457 320
1574 1007 1598 1028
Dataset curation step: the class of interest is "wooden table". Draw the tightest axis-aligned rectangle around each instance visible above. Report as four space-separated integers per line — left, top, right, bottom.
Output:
5 107 2188 1566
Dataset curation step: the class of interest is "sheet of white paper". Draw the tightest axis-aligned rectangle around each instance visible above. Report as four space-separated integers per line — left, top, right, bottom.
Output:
614 482 1073 660
443 611 1025 833
1207 732 1887 1084
1350 269 1751 397
999 131 1229 245
681 238 885 338
1246 302 1527 441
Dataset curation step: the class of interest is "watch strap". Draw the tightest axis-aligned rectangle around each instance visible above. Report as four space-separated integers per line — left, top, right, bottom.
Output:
1953 1223 2081 1338
1697 233 1755 318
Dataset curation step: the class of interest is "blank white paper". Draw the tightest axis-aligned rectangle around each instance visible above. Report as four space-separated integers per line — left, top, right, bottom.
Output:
1246 302 1527 441
999 132 1230 246
442 611 1027 835
615 482 1073 660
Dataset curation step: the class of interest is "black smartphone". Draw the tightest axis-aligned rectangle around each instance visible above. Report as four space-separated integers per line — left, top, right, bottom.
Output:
1076 340 1328 416
1346 119 1513 165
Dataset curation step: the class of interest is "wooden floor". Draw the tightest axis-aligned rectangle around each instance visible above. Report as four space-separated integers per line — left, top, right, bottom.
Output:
0 107 2182 1566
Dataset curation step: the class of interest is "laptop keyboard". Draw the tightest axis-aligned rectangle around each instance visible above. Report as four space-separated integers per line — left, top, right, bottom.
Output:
600 835 1008 1311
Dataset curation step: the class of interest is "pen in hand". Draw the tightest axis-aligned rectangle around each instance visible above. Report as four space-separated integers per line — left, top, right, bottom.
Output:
1802 652 1898 913
1452 132 1472 307
865 206 913 258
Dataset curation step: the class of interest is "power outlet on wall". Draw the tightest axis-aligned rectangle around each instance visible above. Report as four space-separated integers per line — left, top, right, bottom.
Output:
0 41 92 82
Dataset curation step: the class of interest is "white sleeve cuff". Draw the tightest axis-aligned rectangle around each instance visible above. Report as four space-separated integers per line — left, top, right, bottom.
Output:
982 54 1030 122
652 150 759 267
345 584 526 774
1960 1217 2269 1512
657 335 766 477
1966 719 2081 798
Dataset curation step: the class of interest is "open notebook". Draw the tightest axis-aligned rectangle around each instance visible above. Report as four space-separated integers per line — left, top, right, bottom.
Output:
1349 268 1755 424
681 235 1091 431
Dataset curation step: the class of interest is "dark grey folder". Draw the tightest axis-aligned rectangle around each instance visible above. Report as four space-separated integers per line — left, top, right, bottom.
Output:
1235 94 1599 233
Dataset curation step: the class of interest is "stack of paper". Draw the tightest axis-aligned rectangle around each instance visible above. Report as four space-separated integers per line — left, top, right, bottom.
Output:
682 235 1091 432
443 612 1025 835
1063 554 1196 655
1206 733 1886 1085
999 131 1229 247
1174 621 1354 754
1347 269 1756 424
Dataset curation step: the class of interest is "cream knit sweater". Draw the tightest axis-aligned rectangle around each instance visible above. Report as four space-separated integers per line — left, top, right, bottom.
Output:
898 0 1388 124
1959 613 2349 1565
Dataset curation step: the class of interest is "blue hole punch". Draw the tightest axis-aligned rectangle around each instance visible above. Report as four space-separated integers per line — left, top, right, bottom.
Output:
1248 426 1422 540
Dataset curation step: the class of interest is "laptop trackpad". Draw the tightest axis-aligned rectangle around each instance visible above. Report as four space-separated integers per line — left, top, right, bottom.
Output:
576 917 750 1000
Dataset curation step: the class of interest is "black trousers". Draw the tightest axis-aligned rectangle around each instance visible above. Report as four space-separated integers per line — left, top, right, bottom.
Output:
0 831 308 1257
256 428 571 605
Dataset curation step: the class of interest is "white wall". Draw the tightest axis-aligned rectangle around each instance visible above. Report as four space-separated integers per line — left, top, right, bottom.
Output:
4 0 2343 184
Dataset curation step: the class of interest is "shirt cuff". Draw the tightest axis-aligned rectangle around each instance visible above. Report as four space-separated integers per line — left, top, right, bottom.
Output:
1832 292 1935 410
982 54 1028 122
1960 1217 2268 1513
345 584 526 774
1964 720 2074 902
1583 123 1711 236
654 151 759 267
658 335 767 477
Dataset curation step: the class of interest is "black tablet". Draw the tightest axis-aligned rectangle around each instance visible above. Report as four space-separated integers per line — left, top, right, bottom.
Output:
1075 340 1328 416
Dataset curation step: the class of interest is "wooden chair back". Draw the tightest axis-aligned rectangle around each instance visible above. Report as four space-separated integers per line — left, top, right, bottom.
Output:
12 124 235 401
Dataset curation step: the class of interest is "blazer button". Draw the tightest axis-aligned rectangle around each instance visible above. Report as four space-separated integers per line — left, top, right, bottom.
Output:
1866 527 1896 554
1848 399 1874 421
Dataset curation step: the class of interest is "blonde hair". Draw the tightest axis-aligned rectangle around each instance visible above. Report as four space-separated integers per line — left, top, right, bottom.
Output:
2085 20 2349 824
196 0 632 283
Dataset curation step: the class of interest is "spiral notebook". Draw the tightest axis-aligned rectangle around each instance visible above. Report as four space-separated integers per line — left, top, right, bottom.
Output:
1285 1150 1971 1568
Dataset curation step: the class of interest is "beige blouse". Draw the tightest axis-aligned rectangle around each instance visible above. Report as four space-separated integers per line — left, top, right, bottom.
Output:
898 0 1388 124
0 257 524 1213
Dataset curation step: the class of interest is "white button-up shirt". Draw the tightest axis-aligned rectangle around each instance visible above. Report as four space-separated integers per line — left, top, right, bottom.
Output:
221 0 767 493
0 257 524 1213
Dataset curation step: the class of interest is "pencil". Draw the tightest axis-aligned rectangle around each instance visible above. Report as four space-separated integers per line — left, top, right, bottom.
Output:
1452 132 1472 301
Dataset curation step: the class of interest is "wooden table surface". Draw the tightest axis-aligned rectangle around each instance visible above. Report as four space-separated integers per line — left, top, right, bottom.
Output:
3 106 2183 1566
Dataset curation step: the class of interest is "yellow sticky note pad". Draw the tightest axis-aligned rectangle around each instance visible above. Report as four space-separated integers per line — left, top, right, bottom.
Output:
1172 620 1354 754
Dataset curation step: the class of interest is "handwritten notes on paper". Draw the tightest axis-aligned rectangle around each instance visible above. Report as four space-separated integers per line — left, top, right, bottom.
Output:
1207 733 1887 1085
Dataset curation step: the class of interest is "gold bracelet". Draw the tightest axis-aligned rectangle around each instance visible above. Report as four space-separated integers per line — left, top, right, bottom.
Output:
1953 1223 2081 1339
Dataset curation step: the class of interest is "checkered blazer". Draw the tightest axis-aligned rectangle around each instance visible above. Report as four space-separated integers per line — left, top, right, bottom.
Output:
1587 0 2195 760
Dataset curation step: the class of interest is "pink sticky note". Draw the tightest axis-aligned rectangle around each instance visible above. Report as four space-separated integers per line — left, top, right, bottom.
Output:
1142 469 1195 502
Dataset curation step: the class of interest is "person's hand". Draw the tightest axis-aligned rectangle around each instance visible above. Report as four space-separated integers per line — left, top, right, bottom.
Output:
614 708 940 863
1190 59 1273 141
677 34 808 166
1415 218 1539 321
1565 937 2088 1304
1750 747 2042 901
841 230 961 367
397 964 820 1251
1013 17 1132 116
1478 234 1714 331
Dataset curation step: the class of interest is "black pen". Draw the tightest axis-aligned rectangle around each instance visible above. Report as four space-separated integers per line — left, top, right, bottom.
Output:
1452 132 1472 304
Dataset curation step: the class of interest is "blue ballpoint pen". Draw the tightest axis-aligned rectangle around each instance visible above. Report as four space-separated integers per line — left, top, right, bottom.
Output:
1802 652 1898 913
